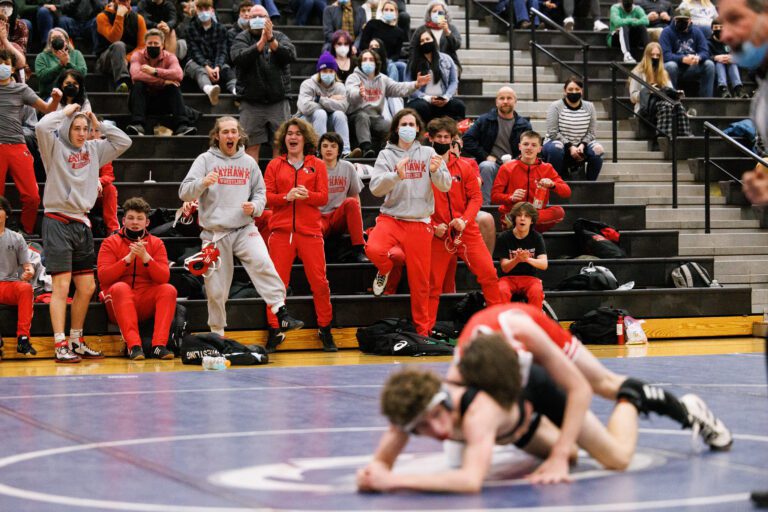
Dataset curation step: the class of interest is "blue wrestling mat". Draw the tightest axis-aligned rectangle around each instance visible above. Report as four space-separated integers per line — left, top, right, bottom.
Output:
0 354 766 511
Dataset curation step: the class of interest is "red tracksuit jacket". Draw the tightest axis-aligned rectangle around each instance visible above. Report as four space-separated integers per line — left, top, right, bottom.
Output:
264 155 329 236
97 230 171 290
431 154 482 228
491 158 571 208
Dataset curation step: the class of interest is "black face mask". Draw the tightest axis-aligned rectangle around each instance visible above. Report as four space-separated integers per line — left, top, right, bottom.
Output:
713 29 721 39
146 46 161 59
62 84 79 97
675 19 689 32
566 92 581 103
431 141 451 155
651 57 660 69
124 227 146 241
420 41 436 54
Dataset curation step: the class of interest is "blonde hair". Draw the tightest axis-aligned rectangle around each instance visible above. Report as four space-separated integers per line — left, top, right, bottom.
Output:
209 116 248 149
629 42 670 90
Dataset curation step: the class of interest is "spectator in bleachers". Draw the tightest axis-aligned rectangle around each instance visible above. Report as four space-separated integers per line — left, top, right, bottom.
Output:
462 86 532 204
497 201 547 309
137 0 180 55
97 197 176 360
635 0 672 40
563 0 609 32
233 0 280 21
323 0 365 51
680 0 718 39
264 119 335 352
542 76 603 180
405 27 465 124
608 0 649 63
54 69 91 111
0 49 61 237
426 116 501 331
496 0 541 28
318 131 368 262
709 18 748 98
185 0 236 104
96 0 148 92
228 1 254 51
492 130 571 232
538 0 564 25
34 28 86 100
0 195 36 358
345 49 430 157
292 0 326 26
126 28 196 136
359 0 408 81
659 4 715 97
13 0 34 33
298 52 354 158
0 1 28 70
330 29 357 82
365 108 451 335
36 1 102 50
230 4 296 162
89 121 120 233
368 37 399 82
36 105 132 363
411 1 462 72
364 0 410 37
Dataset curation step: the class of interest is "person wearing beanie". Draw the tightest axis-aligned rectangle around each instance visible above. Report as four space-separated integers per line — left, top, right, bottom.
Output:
297 51 356 157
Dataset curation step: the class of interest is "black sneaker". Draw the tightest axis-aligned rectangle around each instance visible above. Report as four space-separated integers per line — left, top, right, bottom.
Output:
174 125 197 136
718 85 732 98
55 345 82 364
276 306 304 332
152 345 174 360
349 246 370 263
71 338 104 359
17 335 36 356
126 124 145 136
265 327 285 354
752 490 768 508
129 345 145 360
318 326 338 352
363 149 376 158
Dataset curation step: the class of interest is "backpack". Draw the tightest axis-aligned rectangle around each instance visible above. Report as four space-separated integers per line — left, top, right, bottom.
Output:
180 333 268 365
670 262 719 288
573 218 626 259
356 319 454 356
139 304 188 356
569 307 629 344
557 263 619 291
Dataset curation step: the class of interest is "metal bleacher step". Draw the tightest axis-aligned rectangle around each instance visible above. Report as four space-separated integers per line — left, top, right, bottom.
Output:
679 232 768 256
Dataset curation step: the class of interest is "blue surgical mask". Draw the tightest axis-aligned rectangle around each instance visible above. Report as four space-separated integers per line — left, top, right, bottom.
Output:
197 10 213 22
238 16 249 28
430 11 444 24
339 0 349 4
361 61 375 75
398 126 417 143
733 40 768 70
250 16 266 30
320 72 336 85
382 11 396 23
0 64 10 81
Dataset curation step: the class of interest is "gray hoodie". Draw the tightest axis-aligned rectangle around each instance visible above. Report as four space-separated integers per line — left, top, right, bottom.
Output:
370 141 451 221
36 110 132 225
297 74 348 116
345 67 417 114
179 146 266 234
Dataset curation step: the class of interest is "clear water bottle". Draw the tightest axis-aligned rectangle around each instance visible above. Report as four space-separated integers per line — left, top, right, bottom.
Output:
202 355 229 370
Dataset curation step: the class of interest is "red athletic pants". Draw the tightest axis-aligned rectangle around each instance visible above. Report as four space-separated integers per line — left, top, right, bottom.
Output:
501 204 564 233
384 246 457 295
255 209 273 240
321 197 365 246
267 231 332 328
94 183 119 232
365 215 432 335
0 281 33 336
0 144 40 234
499 275 544 309
103 282 178 348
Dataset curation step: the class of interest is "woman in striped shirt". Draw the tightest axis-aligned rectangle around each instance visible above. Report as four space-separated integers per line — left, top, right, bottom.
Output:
542 77 604 181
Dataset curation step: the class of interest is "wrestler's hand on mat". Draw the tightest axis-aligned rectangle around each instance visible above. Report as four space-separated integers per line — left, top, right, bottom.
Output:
526 453 572 485
356 460 392 492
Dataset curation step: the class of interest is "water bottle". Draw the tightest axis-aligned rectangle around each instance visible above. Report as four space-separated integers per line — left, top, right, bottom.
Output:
533 184 547 209
202 355 229 370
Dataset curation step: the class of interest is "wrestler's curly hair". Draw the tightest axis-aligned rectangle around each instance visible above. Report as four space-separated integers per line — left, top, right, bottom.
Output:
459 334 522 410
381 367 442 427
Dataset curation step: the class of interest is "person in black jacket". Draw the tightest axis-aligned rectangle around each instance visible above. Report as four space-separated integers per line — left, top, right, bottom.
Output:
409 0 462 73
359 0 408 80
322 0 365 51
137 0 180 55
35 0 102 49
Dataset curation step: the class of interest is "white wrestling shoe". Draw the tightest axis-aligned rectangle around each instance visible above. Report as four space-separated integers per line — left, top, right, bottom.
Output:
680 393 733 451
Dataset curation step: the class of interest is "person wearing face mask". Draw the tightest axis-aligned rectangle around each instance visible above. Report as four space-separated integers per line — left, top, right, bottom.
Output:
322 0 365 52
679 0 719 38
411 0 462 72
137 0 181 56
228 1 255 51
329 30 357 82
659 5 715 97
709 18 748 98
365 109 451 335
607 0 649 64
628 41 673 111
298 52 355 158
185 0 237 104
34 28 86 100
126 29 196 136
635 0 673 40
96 0 148 92
97 197 177 361
405 26 465 124
0 1 27 72
359 0 409 81
53 69 91 111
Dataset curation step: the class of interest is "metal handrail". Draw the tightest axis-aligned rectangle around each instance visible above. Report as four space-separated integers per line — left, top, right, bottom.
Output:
610 62 681 208
464 0 514 82
529 8 589 101
703 121 763 234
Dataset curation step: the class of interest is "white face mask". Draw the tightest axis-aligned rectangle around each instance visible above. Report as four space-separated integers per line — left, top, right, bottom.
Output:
0 6 12 17
335 45 350 57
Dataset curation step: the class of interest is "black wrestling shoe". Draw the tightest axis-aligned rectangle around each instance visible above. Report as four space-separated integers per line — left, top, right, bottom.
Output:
318 326 338 352
276 306 304 332
128 345 145 361
265 328 285 354
17 335 36 356
152 345 174 360
752 490 768 508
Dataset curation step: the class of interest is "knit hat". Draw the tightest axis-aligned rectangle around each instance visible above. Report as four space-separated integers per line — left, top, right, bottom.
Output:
317 51 338 72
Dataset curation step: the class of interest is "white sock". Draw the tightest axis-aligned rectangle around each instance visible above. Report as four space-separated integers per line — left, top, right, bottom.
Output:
203 84 213 95
54 332 66 346
69 329 83 342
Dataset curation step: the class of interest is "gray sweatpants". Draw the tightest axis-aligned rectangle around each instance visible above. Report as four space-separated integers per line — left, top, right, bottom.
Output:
203 224 286 331
96 41 130 86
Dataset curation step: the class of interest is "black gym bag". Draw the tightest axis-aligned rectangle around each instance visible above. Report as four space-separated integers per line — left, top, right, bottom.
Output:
356 318 454 356
180 333 269 365
569 307 629 344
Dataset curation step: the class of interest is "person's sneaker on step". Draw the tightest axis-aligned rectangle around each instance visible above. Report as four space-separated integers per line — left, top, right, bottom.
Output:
129 345 145 360
593 19 609 31
174 125 197 136
680 393 733 450
204 84 221 105
276 305 304 332
265 327 285 354
115 80 130 93
55 344 81 363
16 335 36 356
318 325 338 352
153 345 174 360
563 16 574 31
126 124 145 136
372 271 389 296
718 85 732 98
70 337 104 359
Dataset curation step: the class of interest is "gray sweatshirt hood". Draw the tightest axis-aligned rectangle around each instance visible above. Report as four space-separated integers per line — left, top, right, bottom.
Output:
58 112 91 150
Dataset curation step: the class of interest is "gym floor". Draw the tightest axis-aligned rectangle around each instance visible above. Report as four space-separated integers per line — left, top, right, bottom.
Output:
0 338 766 511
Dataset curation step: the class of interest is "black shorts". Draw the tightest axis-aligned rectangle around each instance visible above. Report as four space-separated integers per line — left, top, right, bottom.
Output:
42 215 95 274
514 364 567 448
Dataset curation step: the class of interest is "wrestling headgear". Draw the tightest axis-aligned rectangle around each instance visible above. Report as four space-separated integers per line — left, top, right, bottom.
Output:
184 242 220 277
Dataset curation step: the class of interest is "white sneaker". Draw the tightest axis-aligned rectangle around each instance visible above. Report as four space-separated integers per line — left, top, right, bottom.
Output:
205 84 221 106
594 19 609 31
623 53 637 64
563 16 574 31
372 272 390 296
680 394 733 451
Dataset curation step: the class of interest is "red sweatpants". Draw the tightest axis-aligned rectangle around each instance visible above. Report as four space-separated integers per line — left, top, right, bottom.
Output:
499 275 544 309
103 282 178 348
0 144 40 234
321 197 365 246
500 204 565 233
0 281 33 336
95 183 120 232
384 245 457 295
429 224 502 330
266 231 332 328
365 215 432 335
255 210 273 240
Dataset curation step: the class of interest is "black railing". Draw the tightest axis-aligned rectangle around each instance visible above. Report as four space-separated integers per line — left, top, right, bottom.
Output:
529 8 589 101
610 62 681 208
464 0 514 82
703 122 763 234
